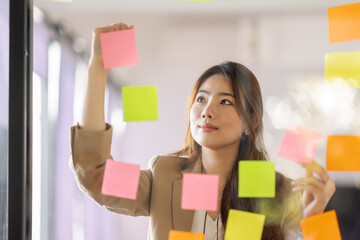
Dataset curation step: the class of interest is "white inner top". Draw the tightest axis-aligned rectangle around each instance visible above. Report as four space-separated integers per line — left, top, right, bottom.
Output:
191 210 225 240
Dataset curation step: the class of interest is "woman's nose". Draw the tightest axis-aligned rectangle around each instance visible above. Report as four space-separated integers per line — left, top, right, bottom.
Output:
201 104 215 119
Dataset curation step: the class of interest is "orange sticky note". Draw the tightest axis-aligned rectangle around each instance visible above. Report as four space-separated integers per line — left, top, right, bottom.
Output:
181 173 219 211
101 159 141 199
278 125 322 163
168 230 205 240
100 28 139 69
328 3 360 43
326 135 360 171
300 210 342 240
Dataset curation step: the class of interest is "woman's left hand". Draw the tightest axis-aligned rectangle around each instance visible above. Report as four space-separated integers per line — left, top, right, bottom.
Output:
291 161 336 219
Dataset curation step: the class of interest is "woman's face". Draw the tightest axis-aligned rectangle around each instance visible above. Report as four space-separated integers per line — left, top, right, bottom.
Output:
190 74 246 151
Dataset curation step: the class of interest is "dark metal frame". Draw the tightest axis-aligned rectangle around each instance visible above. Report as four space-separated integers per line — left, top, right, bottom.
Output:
8 0 33 239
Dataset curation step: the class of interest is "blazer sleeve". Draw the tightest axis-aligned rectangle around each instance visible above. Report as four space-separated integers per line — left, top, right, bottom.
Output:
69 123 157 217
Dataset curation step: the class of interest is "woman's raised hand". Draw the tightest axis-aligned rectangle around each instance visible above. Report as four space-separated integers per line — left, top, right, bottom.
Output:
291 161 336 219
80 23 133 131
90 23 134 69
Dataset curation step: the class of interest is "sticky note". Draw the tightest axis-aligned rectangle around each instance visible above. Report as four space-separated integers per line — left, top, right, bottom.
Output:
277 125 322 163
224 209 265 240
326 135 360 171
101 159 141 199
168 230 205 240
100 29 138 69
325 51 360 88
122 86 158 122
328 3 360 43
300 210 342 240
238 161 275 198
181 173 219 211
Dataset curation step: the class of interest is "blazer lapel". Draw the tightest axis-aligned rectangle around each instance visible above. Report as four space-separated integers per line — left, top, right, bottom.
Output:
171 159 202 231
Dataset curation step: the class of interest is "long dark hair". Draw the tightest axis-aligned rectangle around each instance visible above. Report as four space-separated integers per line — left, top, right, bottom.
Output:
174 62 287 239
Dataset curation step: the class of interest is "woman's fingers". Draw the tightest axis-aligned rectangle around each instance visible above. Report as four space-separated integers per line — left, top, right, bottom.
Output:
94 23 132 35
292 183 321 195
90 22 133 62
301 161 330 183
324 178 336 196
292 176 325 190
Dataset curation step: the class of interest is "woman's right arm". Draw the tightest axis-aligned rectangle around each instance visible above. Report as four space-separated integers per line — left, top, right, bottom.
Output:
71 23 153 216
80 23 133 131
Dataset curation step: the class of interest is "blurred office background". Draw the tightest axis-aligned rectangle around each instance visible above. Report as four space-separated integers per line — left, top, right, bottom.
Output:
1 0 359 239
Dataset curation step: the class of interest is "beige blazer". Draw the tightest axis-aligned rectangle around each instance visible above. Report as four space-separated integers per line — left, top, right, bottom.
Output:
70 124 302 240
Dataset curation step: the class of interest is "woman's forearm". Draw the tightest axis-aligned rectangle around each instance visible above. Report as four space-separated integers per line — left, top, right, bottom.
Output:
80 61 108 131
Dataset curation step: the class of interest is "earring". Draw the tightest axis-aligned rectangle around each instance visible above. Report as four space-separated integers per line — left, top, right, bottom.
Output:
245 130 250 136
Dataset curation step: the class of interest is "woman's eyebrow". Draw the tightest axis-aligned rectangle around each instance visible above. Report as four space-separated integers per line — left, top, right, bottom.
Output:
198 89 234 97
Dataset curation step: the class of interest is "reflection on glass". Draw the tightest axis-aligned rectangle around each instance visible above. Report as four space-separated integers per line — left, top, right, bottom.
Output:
32 73 42 240
48 41 61 123
0 0 9 238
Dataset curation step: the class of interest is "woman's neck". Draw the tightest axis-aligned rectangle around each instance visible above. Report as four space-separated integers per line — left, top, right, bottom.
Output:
201 145 239 220
201 145 238 190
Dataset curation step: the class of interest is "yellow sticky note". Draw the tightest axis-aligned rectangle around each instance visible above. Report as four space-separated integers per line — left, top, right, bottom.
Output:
225 209 265 240
168 230 204 240
300 210 342 240
122 86 158 122
325 51 360 88
238 161 275 198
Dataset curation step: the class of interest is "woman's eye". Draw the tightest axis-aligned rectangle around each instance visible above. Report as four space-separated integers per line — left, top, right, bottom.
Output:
221 99 232 105
196 96 206 103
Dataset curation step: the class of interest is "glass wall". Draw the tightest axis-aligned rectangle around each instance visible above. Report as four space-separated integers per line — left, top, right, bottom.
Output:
0 0 9 238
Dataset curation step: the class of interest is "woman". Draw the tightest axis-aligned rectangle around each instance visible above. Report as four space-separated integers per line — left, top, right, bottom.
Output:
70 23 335 240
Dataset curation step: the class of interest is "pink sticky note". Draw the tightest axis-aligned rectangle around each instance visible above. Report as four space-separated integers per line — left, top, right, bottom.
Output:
181 173 219 211
101 159 141 199
277 125 322 163
100 29 139 69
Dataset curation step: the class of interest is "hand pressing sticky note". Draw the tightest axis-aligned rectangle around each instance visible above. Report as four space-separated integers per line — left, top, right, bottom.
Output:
238 161 275 198
168 230 204 240
325 51 360 88
328 3 360 43
327 135 360 171
277 125 322 164
225 209 265 240
101 159 141 199
122 86 158 122
181 173 219 211
300 210 342 240
100 28 138 69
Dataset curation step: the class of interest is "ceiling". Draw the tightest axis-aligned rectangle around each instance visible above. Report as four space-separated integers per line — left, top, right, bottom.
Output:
35 0 356 16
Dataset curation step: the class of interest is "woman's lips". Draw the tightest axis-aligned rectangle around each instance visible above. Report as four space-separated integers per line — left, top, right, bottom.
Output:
199 123 218 132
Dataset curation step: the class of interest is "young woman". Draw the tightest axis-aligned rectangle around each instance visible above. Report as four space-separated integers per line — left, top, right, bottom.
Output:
70 23 335 240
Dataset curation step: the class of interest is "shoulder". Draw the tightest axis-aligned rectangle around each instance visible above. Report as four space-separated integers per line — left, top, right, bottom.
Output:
147 154 189 174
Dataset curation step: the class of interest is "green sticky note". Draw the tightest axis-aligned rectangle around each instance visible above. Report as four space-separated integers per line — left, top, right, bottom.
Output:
238 161 275 198
224 209 265 240
122 86 158 122
325 51 360 88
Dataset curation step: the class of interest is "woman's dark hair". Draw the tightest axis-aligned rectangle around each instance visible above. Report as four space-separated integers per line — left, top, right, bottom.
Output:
174 61 287 239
